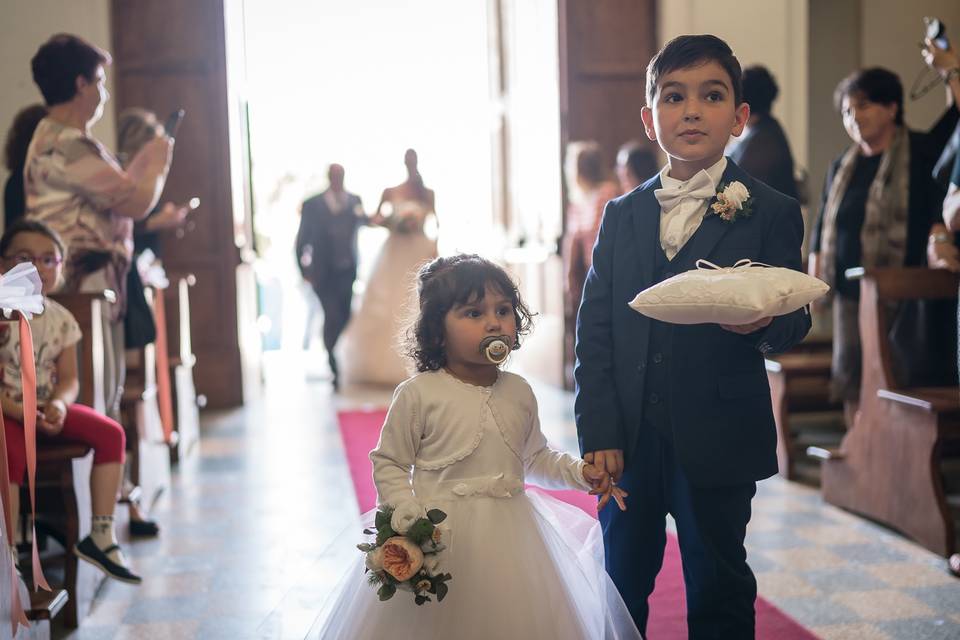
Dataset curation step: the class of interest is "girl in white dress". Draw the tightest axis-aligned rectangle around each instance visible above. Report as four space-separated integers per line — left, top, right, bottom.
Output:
312 254 639 639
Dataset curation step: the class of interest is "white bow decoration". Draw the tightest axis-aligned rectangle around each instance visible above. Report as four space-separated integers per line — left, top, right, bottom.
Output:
0 263 45 319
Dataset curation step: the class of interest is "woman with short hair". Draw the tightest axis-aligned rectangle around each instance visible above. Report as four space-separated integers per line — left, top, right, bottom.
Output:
23 33 173 418
809 67 958 428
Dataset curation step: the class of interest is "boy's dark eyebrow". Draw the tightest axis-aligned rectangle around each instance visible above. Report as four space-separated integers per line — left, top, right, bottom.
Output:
659 78 731 93
701 79 730 91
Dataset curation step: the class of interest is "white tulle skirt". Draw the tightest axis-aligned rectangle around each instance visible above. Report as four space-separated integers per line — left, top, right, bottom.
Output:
338 230 436 388
308 491 640 640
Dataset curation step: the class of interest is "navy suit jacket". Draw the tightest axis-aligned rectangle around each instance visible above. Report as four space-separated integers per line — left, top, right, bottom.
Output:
574 159 811 488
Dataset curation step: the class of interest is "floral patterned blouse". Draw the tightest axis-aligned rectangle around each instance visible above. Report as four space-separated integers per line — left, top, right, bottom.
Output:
24 118 136 265
0 298 81 404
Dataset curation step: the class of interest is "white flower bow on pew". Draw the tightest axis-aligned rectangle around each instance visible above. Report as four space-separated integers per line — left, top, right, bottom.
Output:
0 262 47 633
0 262 44 319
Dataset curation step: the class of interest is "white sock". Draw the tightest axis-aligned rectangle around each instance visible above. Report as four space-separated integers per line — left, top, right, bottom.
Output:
90 515 124 564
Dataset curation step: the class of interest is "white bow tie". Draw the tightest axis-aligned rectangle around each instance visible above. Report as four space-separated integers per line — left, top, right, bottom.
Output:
653 170 716 212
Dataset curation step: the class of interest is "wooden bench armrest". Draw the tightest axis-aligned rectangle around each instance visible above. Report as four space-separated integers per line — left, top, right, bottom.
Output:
765 352 832 375
877 387 960 414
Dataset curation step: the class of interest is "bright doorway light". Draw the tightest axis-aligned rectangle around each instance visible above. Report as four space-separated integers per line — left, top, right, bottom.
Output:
241 0 495 352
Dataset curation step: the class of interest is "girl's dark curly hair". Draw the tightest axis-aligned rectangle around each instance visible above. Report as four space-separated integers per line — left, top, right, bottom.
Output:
406 254 535 372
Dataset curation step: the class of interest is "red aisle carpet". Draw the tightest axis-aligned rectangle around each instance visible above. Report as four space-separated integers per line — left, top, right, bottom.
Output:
338 409 816 639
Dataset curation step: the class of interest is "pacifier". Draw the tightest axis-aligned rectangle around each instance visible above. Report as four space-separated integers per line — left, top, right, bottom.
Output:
479 335 512 365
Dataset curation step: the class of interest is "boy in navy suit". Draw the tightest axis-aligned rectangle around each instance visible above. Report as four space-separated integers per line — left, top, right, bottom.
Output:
575 35 811 639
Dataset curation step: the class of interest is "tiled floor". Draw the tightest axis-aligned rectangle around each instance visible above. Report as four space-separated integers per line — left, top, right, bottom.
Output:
54 351 960 639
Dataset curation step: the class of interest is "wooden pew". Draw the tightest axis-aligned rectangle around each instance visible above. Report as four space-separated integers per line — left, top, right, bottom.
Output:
32 291 116 627
163 275 200 464
819 267 960 558
765 333 844 482
121 286 171 512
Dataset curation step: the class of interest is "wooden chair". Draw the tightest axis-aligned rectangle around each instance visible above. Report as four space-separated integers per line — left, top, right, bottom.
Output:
765 330 845 483
31 291 116 627
818 268 960 557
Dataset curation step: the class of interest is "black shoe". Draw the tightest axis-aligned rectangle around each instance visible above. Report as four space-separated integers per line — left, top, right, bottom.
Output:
74 536 142 584
129 518 160 537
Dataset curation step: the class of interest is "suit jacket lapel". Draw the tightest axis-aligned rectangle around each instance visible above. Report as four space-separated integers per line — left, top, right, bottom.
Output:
631 176 663 285
682 158 754 264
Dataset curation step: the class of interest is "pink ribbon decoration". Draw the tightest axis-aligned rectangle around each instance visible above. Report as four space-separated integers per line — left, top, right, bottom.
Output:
153 288 174 444
0 410 30 633
19 317 50 594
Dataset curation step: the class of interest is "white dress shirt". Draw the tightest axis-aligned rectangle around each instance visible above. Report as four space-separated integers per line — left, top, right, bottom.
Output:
656 157 727 260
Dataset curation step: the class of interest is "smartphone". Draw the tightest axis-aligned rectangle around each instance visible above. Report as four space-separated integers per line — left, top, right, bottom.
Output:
925 16 949 50
163 108 186 139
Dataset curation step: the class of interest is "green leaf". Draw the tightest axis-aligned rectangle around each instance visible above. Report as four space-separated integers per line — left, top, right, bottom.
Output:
414 594 431 606
362 528 376 535
375 509 393 530
436 581 449 602
426 509 447 524
378 583 396 601
406 519 434 545
376 525 397 546
356 543 376 552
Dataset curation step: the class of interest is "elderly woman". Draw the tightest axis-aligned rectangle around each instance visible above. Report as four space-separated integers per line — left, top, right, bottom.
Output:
23 34 172 419
809 67 957 429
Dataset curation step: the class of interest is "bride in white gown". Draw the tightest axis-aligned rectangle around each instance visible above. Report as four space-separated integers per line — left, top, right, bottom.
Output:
338 149 438 388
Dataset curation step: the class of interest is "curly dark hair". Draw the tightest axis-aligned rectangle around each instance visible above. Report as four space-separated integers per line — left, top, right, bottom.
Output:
406 254 535 372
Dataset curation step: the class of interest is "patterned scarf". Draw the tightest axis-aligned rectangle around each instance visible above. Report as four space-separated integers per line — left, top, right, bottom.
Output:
819 126 910 296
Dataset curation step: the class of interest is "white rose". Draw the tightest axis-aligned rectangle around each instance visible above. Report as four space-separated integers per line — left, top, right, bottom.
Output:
723 181 749 209
421 554 443 577
365 547 384 572
390 500 427 535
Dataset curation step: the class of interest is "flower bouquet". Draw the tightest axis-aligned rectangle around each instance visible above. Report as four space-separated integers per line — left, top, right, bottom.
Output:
358 500 453 606
383 208 421 234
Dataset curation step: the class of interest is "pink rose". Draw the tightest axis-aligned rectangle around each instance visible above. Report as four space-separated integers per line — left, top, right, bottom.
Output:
381 537 424 582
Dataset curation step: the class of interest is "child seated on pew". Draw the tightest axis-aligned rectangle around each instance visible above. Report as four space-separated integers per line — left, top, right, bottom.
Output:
0 220 142 584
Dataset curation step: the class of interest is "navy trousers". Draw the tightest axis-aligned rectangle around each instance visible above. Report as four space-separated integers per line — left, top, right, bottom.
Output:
600 428 758 639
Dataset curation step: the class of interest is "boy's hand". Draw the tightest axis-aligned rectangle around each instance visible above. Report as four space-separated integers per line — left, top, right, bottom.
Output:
582 463 628 511
720 316 772 335
584 449 624 494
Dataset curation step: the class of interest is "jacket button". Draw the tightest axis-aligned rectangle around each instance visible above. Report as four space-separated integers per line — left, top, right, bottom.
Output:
649 393 660 404
653 353 663 364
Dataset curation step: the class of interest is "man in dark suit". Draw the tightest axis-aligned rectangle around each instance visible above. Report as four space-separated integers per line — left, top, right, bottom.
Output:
575 36 811 639
296 164 366 389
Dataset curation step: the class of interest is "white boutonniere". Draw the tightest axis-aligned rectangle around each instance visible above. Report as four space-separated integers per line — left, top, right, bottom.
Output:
710 181 753 222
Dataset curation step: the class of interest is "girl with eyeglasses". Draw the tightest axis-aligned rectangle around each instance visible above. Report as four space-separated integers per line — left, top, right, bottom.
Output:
0 220 143 584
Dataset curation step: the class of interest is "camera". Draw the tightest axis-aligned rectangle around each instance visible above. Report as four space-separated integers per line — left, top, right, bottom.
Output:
925 16 949 50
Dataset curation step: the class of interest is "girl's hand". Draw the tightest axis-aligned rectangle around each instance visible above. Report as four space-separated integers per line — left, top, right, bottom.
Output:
43 399 67 429
37 411 63 437
583 463 628 511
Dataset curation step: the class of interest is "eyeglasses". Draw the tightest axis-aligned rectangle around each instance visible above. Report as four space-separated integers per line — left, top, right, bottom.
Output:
4 253 63 269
